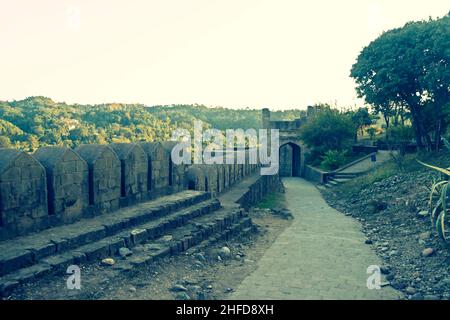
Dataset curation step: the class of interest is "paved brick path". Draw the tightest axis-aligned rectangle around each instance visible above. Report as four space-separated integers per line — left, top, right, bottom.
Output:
231 178 401 300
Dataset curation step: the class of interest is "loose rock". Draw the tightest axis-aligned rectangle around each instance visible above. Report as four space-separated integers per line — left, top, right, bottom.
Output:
424 294 440 300
380 265 391 275
410 293 424 300
390 279 407 290
418 231 431 240
405 287 416 295
175 292 191 300
193 253 207 263
101 258 115 266
128 286 137 293
219 246 232 259
421 248 434 257
119 247 133 258
170 284 188 292
417 210 429 218
145 243 162 251
161 235 173 242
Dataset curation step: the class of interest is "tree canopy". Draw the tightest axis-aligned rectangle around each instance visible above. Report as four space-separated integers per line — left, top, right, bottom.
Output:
0 96 305 151
351 13 450 150
300 105 356 156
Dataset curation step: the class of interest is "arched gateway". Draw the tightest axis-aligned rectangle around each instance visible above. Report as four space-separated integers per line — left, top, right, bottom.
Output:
261 108 307 177
279 142 302 177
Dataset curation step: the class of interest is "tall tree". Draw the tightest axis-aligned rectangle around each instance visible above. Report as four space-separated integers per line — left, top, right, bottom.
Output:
351 13 450 151
300 105 356 156
348 107 373 141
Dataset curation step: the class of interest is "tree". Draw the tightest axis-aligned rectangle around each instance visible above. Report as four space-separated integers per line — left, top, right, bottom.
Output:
348 107 373 140
0 136 12 148
372 102 394 129
351 13 450 151
366 127 377 140
387 125 415 153
0 96 305 151
300 105 356 158
27 135 40 151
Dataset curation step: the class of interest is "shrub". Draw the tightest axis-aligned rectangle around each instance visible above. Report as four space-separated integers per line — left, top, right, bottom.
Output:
320 149 348 170
366 127 377 140
419 140 450 246
420 163 450 246
387 125 415 148
0 136 12 148
300 106 356 156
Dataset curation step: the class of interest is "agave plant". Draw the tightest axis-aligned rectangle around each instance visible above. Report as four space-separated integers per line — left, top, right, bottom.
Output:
418 138 450 246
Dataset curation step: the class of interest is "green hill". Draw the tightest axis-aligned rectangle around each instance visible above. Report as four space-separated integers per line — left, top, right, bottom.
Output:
0 96 305 151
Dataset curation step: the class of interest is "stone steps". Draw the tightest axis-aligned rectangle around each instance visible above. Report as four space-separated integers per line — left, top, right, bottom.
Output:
0 190 209 279
333 173 358 179
110 209 253 274
327 179 340 186
0 200 254 296
0 173 273 298
332 178 352 183
0 199 220 291
318 174 357 190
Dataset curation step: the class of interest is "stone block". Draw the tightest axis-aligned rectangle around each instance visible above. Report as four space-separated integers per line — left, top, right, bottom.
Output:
79 241 110 261
0 249 34 276
130 228 148 245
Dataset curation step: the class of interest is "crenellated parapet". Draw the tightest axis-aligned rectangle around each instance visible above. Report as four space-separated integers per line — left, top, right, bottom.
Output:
34 146 89 224
0 149 48 239
0 141 265 240
110 143 148 206
74 144 121 215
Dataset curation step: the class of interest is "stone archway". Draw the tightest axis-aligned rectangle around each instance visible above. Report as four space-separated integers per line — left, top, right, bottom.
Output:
279 142 301 177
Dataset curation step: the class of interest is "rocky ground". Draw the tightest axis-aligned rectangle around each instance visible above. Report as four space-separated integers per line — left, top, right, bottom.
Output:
5 205 292 300
322 168 450 300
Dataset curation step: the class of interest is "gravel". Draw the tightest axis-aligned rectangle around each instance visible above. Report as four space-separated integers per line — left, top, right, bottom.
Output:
322 169 450 300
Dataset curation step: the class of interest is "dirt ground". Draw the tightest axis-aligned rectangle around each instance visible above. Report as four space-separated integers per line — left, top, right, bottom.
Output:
7 192 292 300
322 169 450 300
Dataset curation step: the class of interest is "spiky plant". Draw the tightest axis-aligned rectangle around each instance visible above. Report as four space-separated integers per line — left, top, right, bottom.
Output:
418 138 450 246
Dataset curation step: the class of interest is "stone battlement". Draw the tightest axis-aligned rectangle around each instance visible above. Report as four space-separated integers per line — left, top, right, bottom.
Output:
0 142 261 241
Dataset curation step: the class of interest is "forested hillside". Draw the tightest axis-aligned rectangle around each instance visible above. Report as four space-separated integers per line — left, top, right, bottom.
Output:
0 96 305 151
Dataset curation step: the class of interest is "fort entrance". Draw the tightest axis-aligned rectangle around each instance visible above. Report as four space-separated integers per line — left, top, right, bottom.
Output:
261 108 306 177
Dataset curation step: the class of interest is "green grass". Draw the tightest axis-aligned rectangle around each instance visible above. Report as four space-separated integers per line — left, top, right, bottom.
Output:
257 191 286 209
318 152 375 171
339 150 450 196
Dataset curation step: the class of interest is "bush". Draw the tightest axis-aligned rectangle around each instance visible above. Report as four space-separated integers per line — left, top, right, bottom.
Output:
419 149 450 246
386 125 415 170
320 149 348 170
387 125 415 146
366 127 377 140
300 106 356 156
0 136 12 148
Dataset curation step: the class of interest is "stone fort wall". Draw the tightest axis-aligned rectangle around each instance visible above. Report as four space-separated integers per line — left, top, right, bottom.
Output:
0 142 266 240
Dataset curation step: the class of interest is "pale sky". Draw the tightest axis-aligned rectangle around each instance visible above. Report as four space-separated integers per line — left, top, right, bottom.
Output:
0 0 448 110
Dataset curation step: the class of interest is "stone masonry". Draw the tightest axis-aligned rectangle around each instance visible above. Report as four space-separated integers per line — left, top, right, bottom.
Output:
75 144 121 215
0 108 312 241
0 149 48 240
139 141 170 198
110 143 148 205
34 146 89 224
0 141 268 240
